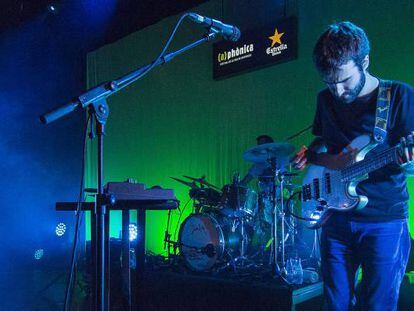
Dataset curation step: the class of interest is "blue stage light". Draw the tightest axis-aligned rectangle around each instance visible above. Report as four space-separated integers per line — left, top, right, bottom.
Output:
129 223 138 242
47 4 59 14
34 249 44 260
55 222 66 236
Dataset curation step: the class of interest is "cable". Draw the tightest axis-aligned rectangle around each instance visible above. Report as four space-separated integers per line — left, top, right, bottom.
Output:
118 13 192 91
173 198 192 241
285 124 312 141
63 113 91 311
285 191 315 221
60 12 206 308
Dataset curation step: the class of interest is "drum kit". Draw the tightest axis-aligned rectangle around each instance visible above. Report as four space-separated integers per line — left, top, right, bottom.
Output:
166 142 320 281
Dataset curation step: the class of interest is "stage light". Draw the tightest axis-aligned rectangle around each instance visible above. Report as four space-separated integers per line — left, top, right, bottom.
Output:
34 249 44 260
129 223 138 242
55 222 66 237
47 4 59 14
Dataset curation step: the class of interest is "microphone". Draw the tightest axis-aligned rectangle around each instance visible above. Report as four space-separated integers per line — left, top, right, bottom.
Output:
188 13 241 42
200 243 216 258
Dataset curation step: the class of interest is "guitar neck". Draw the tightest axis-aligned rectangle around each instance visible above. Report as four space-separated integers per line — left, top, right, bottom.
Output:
341 146 399 181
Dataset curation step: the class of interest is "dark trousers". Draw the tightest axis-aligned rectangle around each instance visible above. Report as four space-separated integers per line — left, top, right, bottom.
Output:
321 214 411 311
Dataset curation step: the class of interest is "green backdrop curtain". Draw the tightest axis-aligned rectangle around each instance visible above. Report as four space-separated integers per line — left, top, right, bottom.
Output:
86 0 414 254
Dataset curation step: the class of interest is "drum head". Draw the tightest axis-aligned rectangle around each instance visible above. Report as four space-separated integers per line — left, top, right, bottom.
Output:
178 214 224 271
220 185 258 217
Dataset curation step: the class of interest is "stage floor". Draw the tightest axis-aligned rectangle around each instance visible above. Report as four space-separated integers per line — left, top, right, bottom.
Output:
135 266 324 311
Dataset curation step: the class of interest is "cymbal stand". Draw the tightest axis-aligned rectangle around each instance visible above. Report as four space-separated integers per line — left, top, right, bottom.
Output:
268 160 294 277
234 174 250 269
309 229 321 266
235 173 248 262
278 171 287 274
219 173 253 273
283 177 297 248
268 157 281 276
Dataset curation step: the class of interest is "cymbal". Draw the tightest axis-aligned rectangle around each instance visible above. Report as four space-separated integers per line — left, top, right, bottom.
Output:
182 175 221 190
170 177 197 188
243 142 295 163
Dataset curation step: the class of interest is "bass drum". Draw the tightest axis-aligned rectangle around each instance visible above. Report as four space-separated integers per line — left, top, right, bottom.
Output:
178 213 245 271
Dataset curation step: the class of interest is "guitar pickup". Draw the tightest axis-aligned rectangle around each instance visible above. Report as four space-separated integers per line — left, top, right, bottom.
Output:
313 178 320 199
325 173 331 194
302 184 312 201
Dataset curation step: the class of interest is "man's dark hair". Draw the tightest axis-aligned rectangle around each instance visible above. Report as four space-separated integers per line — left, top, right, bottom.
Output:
313 21 370 75
256 135 274 144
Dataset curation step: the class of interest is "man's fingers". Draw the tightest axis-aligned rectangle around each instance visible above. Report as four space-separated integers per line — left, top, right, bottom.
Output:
295 154 305 163
401 137 409 163
291 146 308 164
407 134 414 161
296 158 307 170
292 157 307 170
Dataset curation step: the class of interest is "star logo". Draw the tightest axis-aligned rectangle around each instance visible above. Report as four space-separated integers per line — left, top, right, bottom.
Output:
268 28 284 47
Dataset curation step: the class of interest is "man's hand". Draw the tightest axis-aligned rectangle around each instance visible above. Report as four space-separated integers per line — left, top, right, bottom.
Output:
321 146 358 170
292 146 308 170
292 145 358 171
398 132 414 168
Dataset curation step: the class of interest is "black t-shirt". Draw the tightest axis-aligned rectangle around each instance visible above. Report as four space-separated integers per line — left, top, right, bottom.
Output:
312 80 414 221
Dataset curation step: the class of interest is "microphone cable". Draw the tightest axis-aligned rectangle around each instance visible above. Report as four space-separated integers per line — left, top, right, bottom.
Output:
63 113 91 311
117 13 192 91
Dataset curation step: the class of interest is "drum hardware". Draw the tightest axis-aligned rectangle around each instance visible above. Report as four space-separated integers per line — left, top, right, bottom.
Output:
170 176 222 211
242 142 295 165
164 208 176 259
178 213 227 271
285 191 321 269
170 176 197 188
242 141 297 277
182 175 221 190
168 138 321 280
177 241 218 257
260 156 286 276
219 174 258 218
176 171 258 273
216 173 256 272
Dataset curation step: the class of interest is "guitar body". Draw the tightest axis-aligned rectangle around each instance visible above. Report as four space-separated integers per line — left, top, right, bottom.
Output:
301 135 378 228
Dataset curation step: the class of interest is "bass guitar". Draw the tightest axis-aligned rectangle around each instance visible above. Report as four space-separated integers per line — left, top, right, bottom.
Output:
301 134 408 228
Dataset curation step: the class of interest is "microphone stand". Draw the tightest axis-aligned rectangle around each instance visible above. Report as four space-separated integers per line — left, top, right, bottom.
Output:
40 31 218 311
164 209 172 258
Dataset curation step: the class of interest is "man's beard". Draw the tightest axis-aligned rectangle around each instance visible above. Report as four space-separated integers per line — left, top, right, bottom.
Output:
337 70 366 104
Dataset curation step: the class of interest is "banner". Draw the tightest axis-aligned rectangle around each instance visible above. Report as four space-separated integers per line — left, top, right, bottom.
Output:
213 17 297 80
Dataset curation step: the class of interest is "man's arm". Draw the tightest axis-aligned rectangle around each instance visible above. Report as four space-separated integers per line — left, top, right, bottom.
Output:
294 137 357 170
293 137 326 170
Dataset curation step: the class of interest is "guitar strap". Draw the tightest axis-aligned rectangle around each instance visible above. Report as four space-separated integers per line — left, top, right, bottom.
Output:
373 79 393 143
